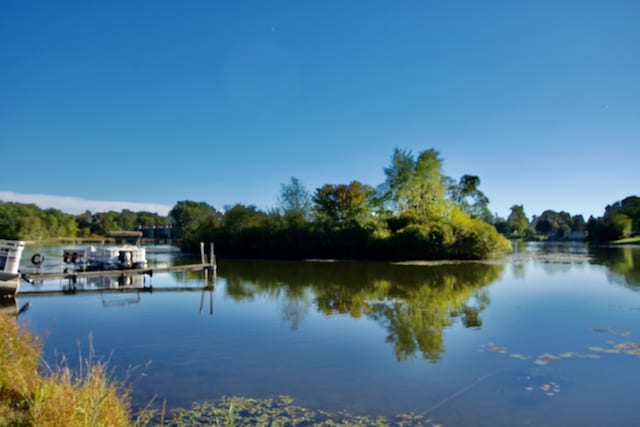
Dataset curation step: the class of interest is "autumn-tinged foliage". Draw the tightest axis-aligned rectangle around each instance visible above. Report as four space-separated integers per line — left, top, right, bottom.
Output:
312 181 376 230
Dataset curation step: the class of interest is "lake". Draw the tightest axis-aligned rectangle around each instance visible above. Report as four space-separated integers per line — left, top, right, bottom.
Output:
11 242 640 426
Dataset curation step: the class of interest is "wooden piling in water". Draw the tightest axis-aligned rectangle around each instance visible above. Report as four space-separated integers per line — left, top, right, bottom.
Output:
209 242 216 273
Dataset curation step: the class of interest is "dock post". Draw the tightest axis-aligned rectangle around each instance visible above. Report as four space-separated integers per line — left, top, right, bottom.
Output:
200 242 206 265
209 242 216 274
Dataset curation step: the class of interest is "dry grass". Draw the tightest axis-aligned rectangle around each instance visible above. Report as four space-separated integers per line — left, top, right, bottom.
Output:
0 313 134 426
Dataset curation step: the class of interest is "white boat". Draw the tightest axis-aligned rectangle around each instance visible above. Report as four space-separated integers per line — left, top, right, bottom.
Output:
64 232 147 270
0 239 25 296
64 245 147 270
86 244 147 269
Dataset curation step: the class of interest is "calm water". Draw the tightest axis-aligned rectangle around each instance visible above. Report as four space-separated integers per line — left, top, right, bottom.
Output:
11 243 640 426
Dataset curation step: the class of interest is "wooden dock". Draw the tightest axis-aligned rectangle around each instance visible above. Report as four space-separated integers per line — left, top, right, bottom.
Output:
15 242 217 297
17 263 216 297
23 263 214 282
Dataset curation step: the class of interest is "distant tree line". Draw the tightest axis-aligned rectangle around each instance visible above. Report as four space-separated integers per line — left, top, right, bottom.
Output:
490 196 639 242
3 158 636 253
0 203 79 240
0 202 169 240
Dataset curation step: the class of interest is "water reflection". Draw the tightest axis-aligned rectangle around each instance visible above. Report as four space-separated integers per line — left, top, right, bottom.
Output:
507 242 640 288
520 243 640 287
100 292 141 307
220 260 504 361
0 297 31 317
591 245 640 288
14 244 640 426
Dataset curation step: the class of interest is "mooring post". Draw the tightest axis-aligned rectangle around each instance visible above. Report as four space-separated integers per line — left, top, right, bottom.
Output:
209 242 216 273
200 242 206 265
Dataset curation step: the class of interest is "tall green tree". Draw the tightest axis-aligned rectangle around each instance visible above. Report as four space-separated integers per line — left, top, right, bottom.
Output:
169 200 221 239
605 196 640 235
90 211 120 235
507 205 530 238
449 175 492 222
277 177 312 224
383 148 449 220
383 148 415 214
222 204 268 232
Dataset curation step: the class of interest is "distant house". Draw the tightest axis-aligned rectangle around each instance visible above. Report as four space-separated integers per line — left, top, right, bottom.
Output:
137 225 173 239
568 231 587 241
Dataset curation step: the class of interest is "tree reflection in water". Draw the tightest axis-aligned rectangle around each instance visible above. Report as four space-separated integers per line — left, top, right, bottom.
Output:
221 260 504 361
591 245 640 288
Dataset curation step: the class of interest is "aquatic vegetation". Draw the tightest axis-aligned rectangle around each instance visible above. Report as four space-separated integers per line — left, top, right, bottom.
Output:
538 382 561 397
163 395 442 427
480 325 640 370
478 329 640 400
523 381 562 397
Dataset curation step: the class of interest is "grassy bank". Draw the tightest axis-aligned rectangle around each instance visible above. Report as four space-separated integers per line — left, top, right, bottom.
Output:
0 313 131 426
610 236 640 245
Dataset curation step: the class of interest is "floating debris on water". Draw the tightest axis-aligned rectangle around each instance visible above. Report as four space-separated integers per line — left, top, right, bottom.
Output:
477 342 507 353
477 331 638 400
522 381 562 398
538 353 560 360
589 325 632 336
510 353 531 360
479 343 605 365
588 341 640 357
487 342 507 353
533 353 562 366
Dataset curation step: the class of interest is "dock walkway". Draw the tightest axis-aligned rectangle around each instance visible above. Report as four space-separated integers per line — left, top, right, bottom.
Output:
23 263 213 282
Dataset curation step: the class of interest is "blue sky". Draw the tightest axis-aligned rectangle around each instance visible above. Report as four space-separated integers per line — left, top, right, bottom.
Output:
1 0 638 219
